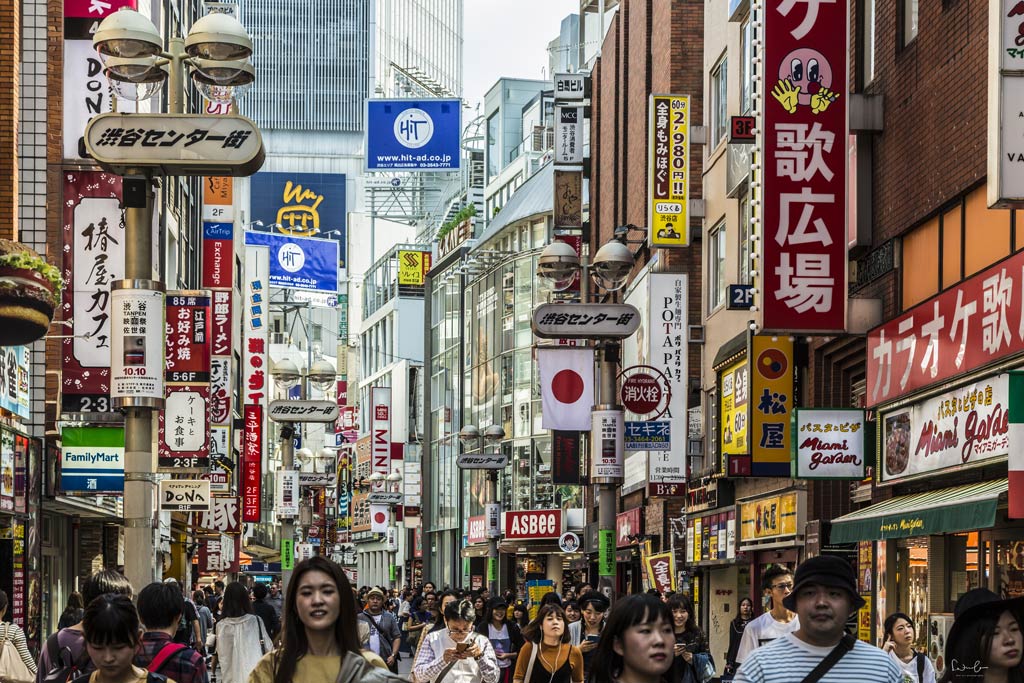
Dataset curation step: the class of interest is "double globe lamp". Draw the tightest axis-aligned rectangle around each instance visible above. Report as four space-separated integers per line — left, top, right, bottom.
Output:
92 8 254 104
536 239 635 292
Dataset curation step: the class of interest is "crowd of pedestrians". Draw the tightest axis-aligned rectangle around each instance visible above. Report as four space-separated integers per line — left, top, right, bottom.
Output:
8 554 1024 683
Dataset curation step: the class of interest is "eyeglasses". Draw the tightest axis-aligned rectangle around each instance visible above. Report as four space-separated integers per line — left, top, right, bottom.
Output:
448 627 471 635
772 582 794 591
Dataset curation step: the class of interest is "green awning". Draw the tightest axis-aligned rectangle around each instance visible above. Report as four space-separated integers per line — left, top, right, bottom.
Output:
829 478 1007 544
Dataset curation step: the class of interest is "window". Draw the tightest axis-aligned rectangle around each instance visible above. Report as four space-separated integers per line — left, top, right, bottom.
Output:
901 0 918 47
739 194 751 284
486 113 500 182
740 18 754 114
861 0 876 85
711 56 729 144
710 224 727 310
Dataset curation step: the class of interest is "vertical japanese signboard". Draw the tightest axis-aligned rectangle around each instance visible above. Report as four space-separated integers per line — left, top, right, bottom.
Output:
555 106 584 165
242 246 270 522
371 387 392 489
648 274 688 469
648 95 690 248
720 358 750 471
61 172 124 417
758 0 848 332
158 292 212 471
749 335 794 476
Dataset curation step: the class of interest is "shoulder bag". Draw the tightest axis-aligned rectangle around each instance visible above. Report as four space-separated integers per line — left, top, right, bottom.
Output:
0 623 34 683
519 641 539 683
798 633 856 683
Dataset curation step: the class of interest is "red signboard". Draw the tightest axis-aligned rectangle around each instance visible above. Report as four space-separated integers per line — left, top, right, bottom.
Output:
210 290 232 357
64 0 135 17
867 249 1024 407
616 507 643 548
242 405 262 522
165 293 212 384
467 515 487 545
503 510 562 540
760 0 848 332
157 385 210 469
202 238 232 289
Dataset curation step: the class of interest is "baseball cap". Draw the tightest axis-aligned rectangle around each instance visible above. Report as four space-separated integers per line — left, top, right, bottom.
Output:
366 587 385 599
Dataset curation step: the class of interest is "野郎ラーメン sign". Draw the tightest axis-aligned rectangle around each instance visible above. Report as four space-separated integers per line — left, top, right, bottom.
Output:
880 375 1008 484
758 0 848 332
397 251 432 286
648 95 690 248
365 99 461 171
792 409 867 479
159 479 211 512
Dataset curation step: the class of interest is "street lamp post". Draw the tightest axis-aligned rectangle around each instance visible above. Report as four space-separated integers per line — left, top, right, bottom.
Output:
536 239 635 602
459 424 506 595
91 7 255 592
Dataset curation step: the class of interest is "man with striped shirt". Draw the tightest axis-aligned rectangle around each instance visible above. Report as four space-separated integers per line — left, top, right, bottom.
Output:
735 556 900 683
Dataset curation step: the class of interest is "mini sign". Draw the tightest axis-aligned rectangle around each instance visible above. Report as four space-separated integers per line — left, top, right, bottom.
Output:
792 409 868 480
624 421 671 451
110 287 165 407
159 479 211 512
268 400 340 423
456 453 509 469
532 303 641 339
298 472 335 487
591 410 625 482
503 509 563 540
85 113 265 177
728 284 754 310
558 532 581 553
467 515 487 545
555 105 584 164
276 470 299 518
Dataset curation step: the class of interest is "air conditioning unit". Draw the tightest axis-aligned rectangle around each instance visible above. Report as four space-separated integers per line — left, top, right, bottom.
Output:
688 325 705 344
687 437 704 457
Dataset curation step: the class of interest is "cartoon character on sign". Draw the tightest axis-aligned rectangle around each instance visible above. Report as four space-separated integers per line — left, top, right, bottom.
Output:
771 48 839 115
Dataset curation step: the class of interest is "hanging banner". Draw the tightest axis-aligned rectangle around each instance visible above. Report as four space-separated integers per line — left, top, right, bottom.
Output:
371 387 392 487
648 273 688 458
648 95 690 248
243 231 340 293
61 171 124 417
198 496 241 534
737 336 794 476
159 292 212 471
242 404 263 522
759 0 849 332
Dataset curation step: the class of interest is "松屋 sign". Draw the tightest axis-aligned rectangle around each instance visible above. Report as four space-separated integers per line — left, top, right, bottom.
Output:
503 510 563 540
159 479 211 512
792 409 867 479
758 0 848 332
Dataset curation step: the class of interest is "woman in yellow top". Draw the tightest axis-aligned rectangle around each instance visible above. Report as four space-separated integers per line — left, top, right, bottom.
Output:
513 605 583 683
247 556 401 683
73 594 173 683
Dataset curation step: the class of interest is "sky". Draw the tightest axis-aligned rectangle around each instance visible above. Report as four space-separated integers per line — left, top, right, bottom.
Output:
462 0 581 113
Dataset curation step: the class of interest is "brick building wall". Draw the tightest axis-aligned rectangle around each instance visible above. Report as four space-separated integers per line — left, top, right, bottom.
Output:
0 0 21 242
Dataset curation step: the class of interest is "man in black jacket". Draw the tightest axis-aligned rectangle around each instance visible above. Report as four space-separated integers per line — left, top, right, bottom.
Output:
251 583 280 639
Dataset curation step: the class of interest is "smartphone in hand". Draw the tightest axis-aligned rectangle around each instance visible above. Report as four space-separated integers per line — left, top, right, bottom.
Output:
456 642 470 653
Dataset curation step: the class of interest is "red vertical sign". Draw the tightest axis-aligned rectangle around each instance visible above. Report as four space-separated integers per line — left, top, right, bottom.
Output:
760 0 848 332
242 405 263 522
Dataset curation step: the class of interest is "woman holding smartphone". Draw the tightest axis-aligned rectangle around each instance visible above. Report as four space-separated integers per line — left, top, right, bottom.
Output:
412 599 499 683
666 595 712 683
567 593 609 680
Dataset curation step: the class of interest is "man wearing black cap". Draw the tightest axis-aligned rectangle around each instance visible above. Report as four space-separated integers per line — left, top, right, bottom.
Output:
735 556 901 683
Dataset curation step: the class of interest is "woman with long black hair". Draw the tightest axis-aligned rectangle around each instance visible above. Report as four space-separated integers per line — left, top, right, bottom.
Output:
588 595 676 683
246 556 402 683
475 598 523 683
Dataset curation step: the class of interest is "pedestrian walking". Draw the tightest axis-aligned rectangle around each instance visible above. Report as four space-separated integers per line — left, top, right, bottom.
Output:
513 604 582 683
723 597 754 679
246 556 400 683
412 598 499 683
734 565 799 667
473 597 487 629
191 593 213 659
418 592 460 655
72 594 169 683
567 592 608 680
734 555 901 683
133 583 208 683
562 602 580 626
587 594 676 683
511 603 529 630
38 569 134 683
206 584 224 622
209 583 270 683
940 588 1024 683
357 588 402 673
264 585 282 621
249 585 279 641
162 581 201 653
881 612 935 683
57 595 85 632
667 594 712 683
0 588 36 683
475 598 523 683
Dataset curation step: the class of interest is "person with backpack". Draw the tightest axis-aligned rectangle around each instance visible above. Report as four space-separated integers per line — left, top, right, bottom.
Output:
38 569 134 683
0 588 36 683
133 583 207 683
57 594 84 632
882 613 936 683
358 588 402 673
71 594 172 683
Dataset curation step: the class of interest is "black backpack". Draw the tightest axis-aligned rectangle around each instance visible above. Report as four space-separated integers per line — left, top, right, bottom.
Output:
916 652 926 682
42 636 90 683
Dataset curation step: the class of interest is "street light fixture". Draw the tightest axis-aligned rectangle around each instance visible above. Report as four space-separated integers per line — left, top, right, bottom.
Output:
307 359 338 392
271 359 301 391
591 241 635 291
536 241 581 292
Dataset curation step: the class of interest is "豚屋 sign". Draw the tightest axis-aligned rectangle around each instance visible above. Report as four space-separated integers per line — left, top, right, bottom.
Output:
84 113 265 177
159 479 211 512
792 409 867 479
866 248 1024 407
648 95 690 248
532 303 641 339
880 374 1009 484
503 510 563 540
243 231 340 293
197 497 240 534
758 0 848 332
268 400 340 423
365 99 461 171
739 492 798 541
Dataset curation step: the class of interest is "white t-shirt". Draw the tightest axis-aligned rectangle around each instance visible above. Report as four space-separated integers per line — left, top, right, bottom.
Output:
888 650 937 683
735 611 800 664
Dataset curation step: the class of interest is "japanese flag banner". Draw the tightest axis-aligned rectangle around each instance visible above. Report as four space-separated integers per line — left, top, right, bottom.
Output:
370 504 389 533
538 348 594 431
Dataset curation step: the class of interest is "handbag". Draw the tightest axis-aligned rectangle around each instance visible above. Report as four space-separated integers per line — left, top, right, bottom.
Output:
797 633 856 683
0 623 35 683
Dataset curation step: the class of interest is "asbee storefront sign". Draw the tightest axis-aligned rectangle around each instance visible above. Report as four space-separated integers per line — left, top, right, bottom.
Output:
503 510 562 540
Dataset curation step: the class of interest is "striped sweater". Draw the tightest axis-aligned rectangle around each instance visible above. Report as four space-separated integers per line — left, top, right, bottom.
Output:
734 633 901 683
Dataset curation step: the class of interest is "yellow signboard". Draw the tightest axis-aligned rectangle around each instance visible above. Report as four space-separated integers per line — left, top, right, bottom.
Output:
739 492 798 541
397 250 431 286
750 335 794 475
648 94 690 247
720 358 749 461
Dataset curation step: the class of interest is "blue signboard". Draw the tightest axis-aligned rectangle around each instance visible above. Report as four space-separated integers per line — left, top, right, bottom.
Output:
60 427 124 493
366 99 462 171
727 284 754 310
249 172 347 267
203 221 233 240
244 231 340 293
624 421 672 451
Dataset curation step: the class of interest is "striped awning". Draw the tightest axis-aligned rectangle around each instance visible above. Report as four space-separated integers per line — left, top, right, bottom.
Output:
829 478 1007 544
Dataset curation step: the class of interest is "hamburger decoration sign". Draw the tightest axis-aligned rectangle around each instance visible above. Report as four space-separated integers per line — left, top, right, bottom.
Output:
0 239 61 346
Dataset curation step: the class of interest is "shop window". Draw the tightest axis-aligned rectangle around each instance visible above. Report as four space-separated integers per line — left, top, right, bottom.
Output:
901 217 939 309
964 186 1011 277
861 0 876 86
710 224 727 311
996 540 1024 598
711 55 728 146
896 537 929 651
901 0 918 47
948 532 982 605
740 17 754 114
739 194 752 284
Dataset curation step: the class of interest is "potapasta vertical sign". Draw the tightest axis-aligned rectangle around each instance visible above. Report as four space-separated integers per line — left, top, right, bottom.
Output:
648 95 690 248
759 0 848 332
